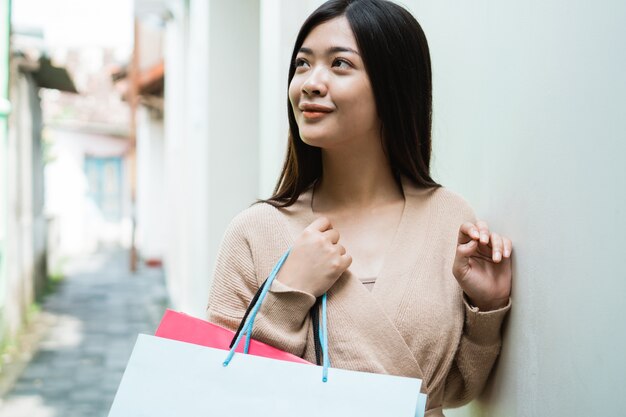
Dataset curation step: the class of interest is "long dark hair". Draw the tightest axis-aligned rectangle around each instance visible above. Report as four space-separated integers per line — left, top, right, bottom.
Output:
264 0 440 208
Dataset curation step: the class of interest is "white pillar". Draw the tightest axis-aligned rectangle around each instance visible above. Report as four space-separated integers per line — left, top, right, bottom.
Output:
136 106 165 260
258 0 284 197
195 0 261 316
163 0 261 317
163 0 189 310
257 0 326 197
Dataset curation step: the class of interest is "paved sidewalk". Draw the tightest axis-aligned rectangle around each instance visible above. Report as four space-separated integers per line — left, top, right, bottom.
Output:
0 250 169 417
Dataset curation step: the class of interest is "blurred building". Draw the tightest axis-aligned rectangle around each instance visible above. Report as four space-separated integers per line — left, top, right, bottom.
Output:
43 47 132 259
0 0 12 351
1 1 135 356
0 15 81 351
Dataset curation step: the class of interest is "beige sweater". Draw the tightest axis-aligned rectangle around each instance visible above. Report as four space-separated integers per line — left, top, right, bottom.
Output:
207 178 510 416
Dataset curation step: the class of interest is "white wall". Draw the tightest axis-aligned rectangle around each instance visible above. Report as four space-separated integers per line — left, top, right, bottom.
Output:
162 0 260 317
3 71 35 339
258 0 325 196
136 106 165 260
3 67 46 341
403 1 626 415
162 0 189 313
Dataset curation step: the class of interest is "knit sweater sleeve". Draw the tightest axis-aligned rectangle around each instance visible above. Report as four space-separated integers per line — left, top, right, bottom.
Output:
206 209 317 357
442 296 511 407
440 190 511 407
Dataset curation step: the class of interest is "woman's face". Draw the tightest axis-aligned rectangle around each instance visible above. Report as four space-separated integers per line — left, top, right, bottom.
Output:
288 16 380 150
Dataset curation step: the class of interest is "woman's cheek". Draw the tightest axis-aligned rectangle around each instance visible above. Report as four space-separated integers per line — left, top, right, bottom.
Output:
288 80 301 107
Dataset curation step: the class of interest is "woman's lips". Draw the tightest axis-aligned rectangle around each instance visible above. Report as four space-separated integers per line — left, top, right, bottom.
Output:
302 110 331 120
300 104 333 120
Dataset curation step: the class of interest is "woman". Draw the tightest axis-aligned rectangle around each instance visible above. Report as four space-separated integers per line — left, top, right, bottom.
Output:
207 0 512 415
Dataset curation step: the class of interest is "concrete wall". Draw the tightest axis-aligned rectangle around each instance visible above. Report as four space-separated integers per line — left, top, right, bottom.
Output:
161 0 260 316
136 106 165 261
2 70 36 342
0 0 11 346
258 0 325 196
402 1 626 415
1 65 47 345
162 0 188 312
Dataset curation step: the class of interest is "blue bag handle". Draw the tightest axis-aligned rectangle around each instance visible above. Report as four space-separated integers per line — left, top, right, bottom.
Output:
222 249 330 382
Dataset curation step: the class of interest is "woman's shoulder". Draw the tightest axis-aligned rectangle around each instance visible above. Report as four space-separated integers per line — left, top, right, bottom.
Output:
226 201 285 234
402 180 476 223
432 186 476 221
221 198 312 253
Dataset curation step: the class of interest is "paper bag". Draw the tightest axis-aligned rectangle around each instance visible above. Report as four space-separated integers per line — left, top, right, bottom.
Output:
108 334 426 417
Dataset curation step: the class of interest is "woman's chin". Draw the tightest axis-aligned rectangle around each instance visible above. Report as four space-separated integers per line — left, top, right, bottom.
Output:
299 129 337 148
299 134 334 148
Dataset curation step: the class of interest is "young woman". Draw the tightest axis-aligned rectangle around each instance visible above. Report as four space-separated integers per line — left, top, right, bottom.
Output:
207 1 512 415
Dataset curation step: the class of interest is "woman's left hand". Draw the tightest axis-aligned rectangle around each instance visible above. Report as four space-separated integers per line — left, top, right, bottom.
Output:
452 220 512 311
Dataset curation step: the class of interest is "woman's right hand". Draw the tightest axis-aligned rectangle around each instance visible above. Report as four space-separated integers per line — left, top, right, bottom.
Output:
275 217 352 297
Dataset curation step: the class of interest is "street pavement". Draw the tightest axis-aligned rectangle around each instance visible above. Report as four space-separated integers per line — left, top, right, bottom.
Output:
0 250 169 417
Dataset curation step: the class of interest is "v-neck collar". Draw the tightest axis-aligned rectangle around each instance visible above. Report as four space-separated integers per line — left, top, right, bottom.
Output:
277 176 436 381
284 176 438 315
294 176 413 293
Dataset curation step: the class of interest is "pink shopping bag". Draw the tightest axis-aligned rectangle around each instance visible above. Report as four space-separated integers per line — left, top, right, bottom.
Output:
154 309 310 365
109 250 426 417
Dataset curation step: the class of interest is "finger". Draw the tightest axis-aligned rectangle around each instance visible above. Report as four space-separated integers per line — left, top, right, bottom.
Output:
309 216 332 232
503 237 513 258
490 233 504 263
337 244 347 256
476 220 490 244
458 222 480 244
323 229 340 244
456 239 478 257
340 253 352 270
453 240 478 278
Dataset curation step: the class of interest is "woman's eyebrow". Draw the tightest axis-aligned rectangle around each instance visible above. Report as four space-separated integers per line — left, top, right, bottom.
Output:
298 46 360 56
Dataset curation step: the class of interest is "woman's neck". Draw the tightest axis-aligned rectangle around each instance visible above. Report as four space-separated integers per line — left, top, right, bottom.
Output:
313 145 404 213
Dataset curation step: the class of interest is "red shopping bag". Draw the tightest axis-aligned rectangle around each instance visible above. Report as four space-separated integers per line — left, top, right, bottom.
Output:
110 250 426 417
154 309 310 365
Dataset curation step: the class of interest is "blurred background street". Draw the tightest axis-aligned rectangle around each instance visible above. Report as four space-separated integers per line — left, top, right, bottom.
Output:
1 0 171 415
0 250 167 417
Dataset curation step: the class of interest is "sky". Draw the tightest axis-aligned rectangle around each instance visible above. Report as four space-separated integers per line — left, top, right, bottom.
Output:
12 0 133 52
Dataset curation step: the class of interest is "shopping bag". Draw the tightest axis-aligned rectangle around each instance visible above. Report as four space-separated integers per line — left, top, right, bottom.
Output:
109 249 427 417
155 309 310 364
108 334 426 417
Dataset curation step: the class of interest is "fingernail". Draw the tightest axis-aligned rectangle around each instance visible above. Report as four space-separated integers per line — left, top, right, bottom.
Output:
494 251 501 262
481 234 488 243
504 249 510 257
472 230 480 239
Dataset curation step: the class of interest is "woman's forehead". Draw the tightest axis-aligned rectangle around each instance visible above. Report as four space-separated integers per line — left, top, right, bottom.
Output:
301 16 358 52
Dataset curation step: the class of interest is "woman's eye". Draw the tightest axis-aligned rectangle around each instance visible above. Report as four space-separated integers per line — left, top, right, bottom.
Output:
332 58 351 69
295 58 309 68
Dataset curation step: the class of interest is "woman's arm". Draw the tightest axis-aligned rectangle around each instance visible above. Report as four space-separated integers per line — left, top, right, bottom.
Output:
442 296 510 407
444 218 513 406
206 212 317 357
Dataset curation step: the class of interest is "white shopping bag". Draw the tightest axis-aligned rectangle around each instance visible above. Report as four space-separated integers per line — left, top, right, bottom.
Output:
108 334 427 417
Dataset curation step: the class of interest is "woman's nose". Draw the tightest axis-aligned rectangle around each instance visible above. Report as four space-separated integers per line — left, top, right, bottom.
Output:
301 69 327 96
